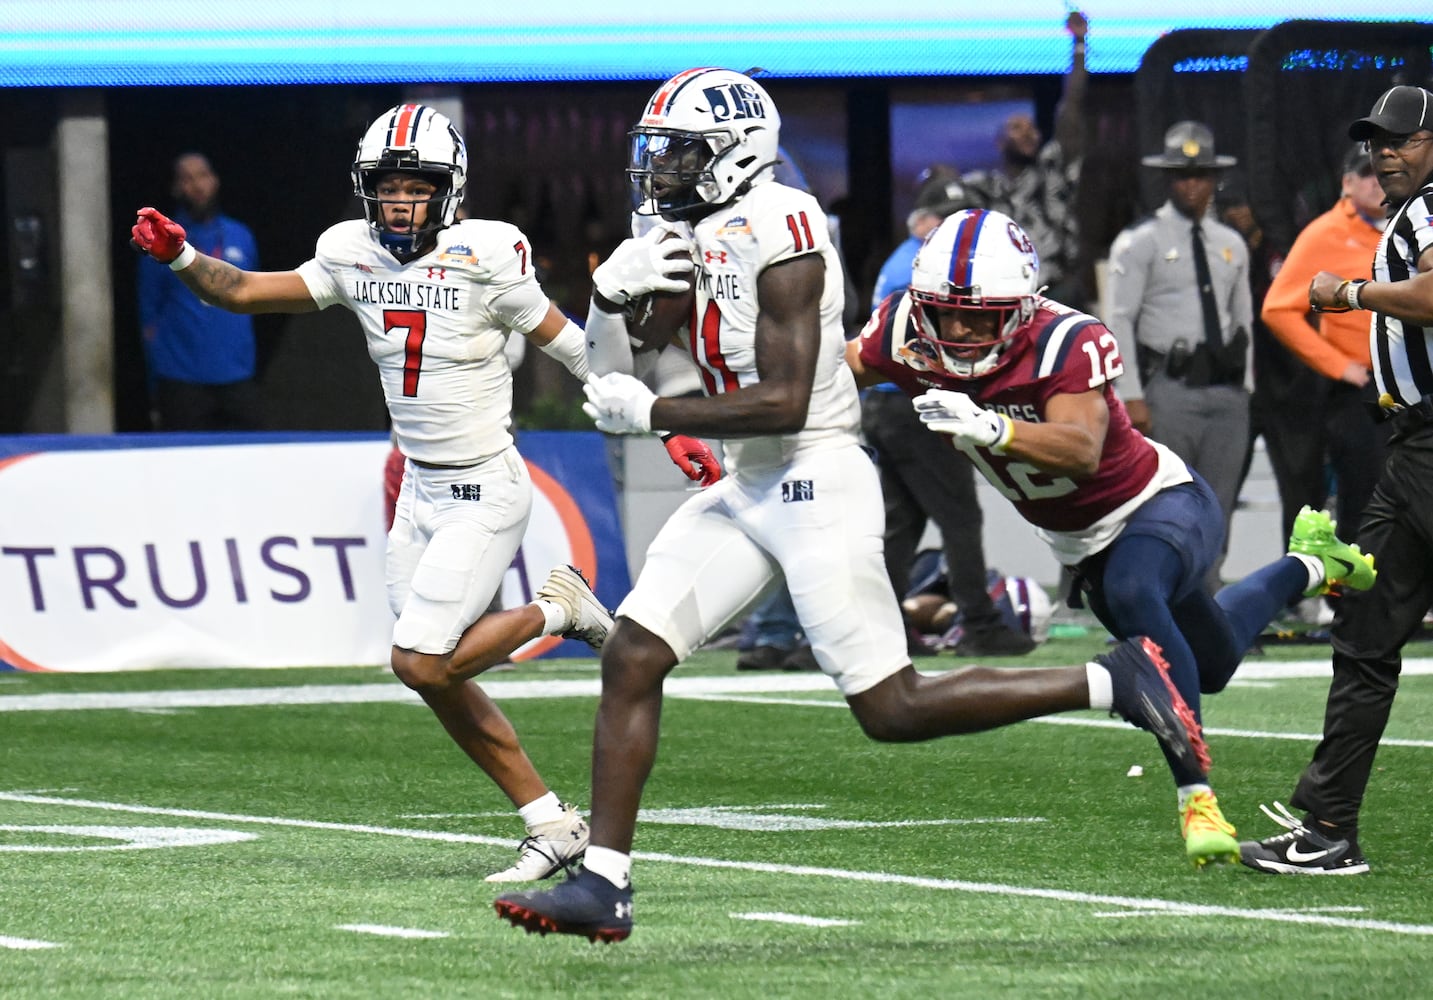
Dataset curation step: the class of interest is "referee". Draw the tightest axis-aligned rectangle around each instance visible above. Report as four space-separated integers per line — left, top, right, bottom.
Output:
1241 85 1433 875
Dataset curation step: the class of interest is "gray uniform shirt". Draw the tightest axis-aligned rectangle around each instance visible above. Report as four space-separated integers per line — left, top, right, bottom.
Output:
1105 201 1252 400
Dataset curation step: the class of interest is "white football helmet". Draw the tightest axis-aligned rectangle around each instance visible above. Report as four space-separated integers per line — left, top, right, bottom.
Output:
990 573 1053 644
628 67 781 221
352 104 468 259
907 208 1040 379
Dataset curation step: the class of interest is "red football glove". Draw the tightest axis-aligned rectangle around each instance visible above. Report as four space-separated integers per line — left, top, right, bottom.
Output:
131 206 188 264
662 433 722 488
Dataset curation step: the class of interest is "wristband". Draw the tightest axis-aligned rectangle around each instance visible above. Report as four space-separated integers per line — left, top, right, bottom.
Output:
168 243 197 271
1345 279 1367 311
991 414 1015 454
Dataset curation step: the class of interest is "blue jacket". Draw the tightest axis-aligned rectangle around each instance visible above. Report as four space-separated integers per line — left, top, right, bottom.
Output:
137 211 258 384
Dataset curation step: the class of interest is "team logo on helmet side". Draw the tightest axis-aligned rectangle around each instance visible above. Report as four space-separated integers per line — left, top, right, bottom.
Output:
702 81 767 123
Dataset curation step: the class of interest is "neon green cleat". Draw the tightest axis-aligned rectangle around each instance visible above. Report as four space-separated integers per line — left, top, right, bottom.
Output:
1288 505 1377 597
1182 790 1239 868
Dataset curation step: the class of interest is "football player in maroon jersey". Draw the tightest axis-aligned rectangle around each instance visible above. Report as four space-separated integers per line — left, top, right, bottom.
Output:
848 208 1376 867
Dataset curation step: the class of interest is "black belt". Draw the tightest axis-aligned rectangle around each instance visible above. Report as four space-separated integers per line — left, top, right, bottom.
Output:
1383 396 1433 437
1138 330 1248 389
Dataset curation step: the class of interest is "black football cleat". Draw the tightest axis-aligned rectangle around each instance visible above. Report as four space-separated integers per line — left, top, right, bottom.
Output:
1099 636 1211 775
494 867 633 943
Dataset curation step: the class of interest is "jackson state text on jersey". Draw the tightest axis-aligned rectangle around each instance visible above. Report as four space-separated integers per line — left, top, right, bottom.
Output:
858 293 1161 533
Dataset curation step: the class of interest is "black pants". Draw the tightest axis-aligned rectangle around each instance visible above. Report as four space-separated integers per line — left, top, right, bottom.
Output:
1291 422 1433 830
154 377 265 431
1252 378 1388 543
860 389 999 627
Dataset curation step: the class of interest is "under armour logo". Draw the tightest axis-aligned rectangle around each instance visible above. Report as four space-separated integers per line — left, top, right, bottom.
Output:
615 901 633 919
426 266 447 280
704 249 728 264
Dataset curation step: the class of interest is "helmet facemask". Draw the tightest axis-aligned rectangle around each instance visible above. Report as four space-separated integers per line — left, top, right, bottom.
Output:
907 293 1033 379
357 169 453 262
628 130 722 222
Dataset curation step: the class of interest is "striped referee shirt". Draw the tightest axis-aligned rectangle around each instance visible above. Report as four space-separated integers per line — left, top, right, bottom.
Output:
1372 177 1433 407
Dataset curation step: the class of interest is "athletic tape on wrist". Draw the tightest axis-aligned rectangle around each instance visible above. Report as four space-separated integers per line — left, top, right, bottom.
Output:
168 243 197 271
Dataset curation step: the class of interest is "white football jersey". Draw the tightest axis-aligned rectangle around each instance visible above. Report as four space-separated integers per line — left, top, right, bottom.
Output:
297 219 550 466
679 182 860 474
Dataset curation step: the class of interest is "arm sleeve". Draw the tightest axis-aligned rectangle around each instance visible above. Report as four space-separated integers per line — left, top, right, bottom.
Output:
584 301 636 376
537 318 589 379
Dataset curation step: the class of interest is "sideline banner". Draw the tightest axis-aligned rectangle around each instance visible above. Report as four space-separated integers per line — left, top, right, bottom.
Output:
0 432 630 672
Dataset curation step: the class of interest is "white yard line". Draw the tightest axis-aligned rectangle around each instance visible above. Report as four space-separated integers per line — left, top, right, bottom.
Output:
335 924 450 939
4 791 1433 938
4 667 1432 746
0 935 62 950
730 912 859 928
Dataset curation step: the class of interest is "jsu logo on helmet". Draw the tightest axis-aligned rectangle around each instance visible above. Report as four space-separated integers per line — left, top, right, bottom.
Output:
703 83 766 123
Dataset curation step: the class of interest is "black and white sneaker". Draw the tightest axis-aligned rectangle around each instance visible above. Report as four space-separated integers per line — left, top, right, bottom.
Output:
1239 802 1369 875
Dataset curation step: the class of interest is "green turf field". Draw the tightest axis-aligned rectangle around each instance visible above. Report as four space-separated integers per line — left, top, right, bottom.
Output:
3 634 1432 998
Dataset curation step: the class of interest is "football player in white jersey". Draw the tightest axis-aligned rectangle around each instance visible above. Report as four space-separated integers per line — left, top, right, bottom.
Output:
494 67 1210 943
131 103 667 883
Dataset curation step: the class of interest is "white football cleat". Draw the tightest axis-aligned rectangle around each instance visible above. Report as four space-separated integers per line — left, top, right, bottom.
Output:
536 564 613 650
485 803 590 883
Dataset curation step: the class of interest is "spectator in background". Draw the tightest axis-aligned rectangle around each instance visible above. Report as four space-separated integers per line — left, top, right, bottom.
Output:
1216 170 1325 565
863 173 1034 657
1107 121 1252 593
136 152 263 430
961 9 1088 307
1261 143 1389 545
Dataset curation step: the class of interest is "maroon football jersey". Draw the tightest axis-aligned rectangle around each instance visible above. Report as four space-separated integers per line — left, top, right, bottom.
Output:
857 292 1161 532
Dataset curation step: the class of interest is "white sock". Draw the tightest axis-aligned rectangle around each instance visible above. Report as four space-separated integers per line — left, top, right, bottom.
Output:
1292 553 1324 593
518 791 564 829
583 845 631 889
1177 783 1212 810
536 599 568 635
1085 662 1113 711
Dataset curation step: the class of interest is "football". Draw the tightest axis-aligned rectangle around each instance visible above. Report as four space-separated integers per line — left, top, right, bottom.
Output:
625 233 695 353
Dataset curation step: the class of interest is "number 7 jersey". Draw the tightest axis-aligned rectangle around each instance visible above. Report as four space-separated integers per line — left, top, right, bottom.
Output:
856 291 1191 563
296 218 550 467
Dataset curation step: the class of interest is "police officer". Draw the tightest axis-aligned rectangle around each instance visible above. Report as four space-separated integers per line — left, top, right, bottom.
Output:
1106 121 1252 592
1241 84 1433 875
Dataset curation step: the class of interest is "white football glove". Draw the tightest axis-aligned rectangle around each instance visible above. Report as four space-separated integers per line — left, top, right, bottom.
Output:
591 227 694 307
582 372 657 434
913 389 1014 452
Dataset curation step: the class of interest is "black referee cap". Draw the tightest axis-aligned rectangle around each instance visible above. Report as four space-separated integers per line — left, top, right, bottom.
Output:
1349 85 1433 140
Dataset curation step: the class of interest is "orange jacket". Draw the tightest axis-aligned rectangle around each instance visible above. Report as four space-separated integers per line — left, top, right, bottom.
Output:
1261 197 1382 378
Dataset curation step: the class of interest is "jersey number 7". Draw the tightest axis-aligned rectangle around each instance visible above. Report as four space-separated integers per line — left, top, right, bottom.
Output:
385 309 428 396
